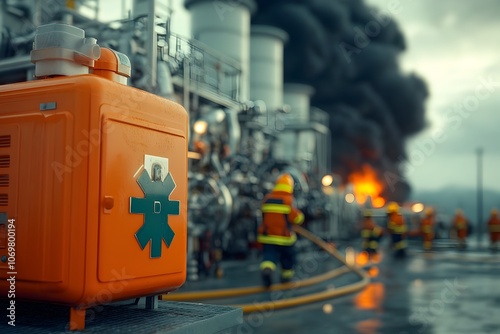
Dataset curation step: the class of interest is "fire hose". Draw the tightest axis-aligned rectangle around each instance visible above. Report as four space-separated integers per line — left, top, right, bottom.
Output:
162 226 370 313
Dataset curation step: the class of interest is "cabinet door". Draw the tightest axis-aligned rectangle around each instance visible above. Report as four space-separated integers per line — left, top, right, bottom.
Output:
98 112 187 284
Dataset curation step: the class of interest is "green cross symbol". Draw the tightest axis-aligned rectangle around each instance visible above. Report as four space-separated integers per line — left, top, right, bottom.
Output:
130 169 180 258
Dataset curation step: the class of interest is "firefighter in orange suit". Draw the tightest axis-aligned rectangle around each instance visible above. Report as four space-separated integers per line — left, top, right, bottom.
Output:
452 209 468 249
487 208 500 251
257 173 305 287
420 208 435 251
361 210 383 256
386 202 407 258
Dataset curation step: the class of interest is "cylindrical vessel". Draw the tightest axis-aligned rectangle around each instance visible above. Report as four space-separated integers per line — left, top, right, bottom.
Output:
250 25 288 114
185 0 256 101
278 84 315 164
283 83 314 122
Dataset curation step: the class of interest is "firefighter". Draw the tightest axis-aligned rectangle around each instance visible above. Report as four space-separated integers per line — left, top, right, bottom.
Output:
452 209 468 250
420 207 435 251
257 173 305 288
361 210 383 257
386 202 407 258
487 208 500 251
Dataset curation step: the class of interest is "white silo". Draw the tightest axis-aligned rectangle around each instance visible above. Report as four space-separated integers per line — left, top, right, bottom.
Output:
185 0 256 102
278 83 316 169
248 25 288 163
249 25 288 115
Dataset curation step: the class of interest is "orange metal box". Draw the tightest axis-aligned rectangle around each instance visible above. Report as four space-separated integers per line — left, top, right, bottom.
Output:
0 72 188 318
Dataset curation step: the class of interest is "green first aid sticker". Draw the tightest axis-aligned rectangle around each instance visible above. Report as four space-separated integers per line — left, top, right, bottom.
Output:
130 169 180 258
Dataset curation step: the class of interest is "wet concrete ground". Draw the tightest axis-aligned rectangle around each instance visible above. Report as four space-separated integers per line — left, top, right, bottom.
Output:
2 236 498 333
225 237 500 334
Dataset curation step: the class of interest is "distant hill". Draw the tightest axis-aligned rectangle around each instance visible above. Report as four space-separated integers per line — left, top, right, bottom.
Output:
410 187 500 227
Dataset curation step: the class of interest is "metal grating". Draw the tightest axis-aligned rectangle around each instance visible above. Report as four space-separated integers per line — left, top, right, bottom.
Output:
0 175 8 187
0 194 7 206
0 155 9 168
0 299 242 334
0 135 10 148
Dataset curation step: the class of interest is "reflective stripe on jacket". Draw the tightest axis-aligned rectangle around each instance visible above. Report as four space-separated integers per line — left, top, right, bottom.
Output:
257 190 304 246
488 216 500 233
421 217 434 234
388 213 407 234
454 217 467 230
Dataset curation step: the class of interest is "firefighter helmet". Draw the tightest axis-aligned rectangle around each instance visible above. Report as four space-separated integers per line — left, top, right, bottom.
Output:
276 173 294 187
425 207 434 215
274 173 294 193
364 210 372 217
492 208 498 215
387 201 399 213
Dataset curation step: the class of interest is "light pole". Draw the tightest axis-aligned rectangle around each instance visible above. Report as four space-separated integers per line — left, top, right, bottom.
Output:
476 148 483 246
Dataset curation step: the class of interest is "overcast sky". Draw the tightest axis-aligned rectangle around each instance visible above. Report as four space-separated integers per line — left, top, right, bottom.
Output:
100 0 500 193
366 0 500 192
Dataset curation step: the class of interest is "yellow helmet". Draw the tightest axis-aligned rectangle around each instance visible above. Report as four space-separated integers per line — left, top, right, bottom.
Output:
455 208 463 215
425 207 434 215
492 208 498 215
387 201 399 213
364 210 372 217
274 173 294 193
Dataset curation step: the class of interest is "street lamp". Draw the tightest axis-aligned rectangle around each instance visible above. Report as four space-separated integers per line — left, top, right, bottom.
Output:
477 147 483 246
412 202 424 213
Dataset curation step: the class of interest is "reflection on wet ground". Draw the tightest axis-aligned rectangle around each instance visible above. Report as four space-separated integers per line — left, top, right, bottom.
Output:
354 283 384 312
355 319 382 334
232 241 500 334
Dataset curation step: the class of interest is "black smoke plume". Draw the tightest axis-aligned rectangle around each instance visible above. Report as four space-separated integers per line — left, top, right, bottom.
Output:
252 0 428 202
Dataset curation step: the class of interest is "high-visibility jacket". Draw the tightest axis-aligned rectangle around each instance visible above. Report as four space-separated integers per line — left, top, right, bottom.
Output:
257 190 304 246
487 215 500 242
420 215 435 249
420 216 434 235
361 218 383 250
387 213 407 250
387 213 407 234
452 215 467 239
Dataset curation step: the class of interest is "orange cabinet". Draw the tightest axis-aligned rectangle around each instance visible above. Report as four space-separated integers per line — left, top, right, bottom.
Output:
0 73 188 320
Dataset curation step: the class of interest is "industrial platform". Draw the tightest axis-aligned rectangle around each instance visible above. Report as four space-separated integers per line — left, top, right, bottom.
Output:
0 299 242 334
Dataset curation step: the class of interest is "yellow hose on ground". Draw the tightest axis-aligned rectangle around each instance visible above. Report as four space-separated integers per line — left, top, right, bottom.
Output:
162 266 350 301
162 226 370 313
236 226 370 313
236 275 368 313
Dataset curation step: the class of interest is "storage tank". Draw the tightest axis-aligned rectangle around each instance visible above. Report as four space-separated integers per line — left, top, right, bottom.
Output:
277 83 316 166
248 25 287 163
185 0 256 102
250 25 288 118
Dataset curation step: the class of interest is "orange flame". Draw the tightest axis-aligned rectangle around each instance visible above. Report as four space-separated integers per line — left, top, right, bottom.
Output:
348 165 386 208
